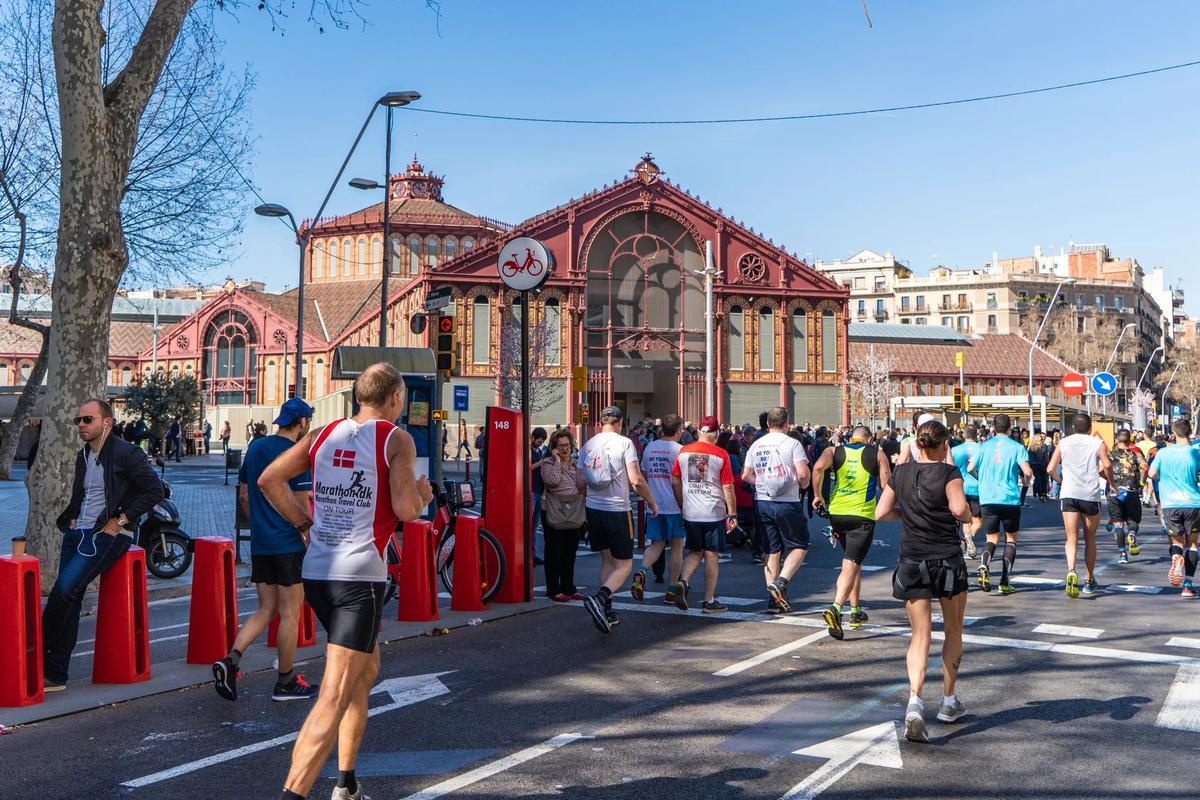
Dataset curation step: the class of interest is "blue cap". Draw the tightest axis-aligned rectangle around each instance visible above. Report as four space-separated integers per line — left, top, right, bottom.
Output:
274 397 314 426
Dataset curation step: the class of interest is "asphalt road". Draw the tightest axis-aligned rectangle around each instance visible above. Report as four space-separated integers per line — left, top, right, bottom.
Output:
5 498 1199 800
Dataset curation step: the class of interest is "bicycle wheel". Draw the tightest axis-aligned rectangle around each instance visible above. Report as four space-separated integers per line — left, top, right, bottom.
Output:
438 528 508 603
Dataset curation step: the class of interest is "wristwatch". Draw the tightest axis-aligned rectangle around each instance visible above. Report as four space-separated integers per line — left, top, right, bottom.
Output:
117 513 130 529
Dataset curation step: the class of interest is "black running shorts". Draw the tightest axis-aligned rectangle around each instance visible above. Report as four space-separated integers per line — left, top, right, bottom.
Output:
830 515 874 565
1107 492 1143 526
1061 497 1101 516
967 495 982 519
892 556 968 600
304 579 385 653
980 504 1021 536
1164 508 1200 538
755 500 810 553
683 519 727 553
586 508 634 560
250 552 305 587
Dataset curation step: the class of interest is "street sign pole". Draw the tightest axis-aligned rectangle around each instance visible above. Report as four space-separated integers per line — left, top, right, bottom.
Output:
520 288 531 596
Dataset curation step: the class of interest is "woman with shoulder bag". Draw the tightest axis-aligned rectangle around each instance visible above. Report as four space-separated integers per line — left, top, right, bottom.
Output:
541 429 587 602
876 419 973 744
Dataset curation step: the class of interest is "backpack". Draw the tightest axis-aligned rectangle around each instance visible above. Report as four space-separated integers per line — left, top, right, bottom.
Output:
583 441 616 491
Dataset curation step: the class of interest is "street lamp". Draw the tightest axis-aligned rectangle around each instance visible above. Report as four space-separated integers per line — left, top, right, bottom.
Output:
350 90 422 349
254 203 304 397
1162 362 1182 434
1101 322 1137 419
693 240 720 416
1131 345 1163 430
1028 278 1074 432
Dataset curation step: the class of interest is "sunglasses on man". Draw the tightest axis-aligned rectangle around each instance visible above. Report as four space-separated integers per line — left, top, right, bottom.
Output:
73 415 96 425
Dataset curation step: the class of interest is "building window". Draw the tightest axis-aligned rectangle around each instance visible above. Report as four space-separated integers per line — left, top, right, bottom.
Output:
1114 295 1123 310
853 276 865 289
463 237 475 251
472 296 490 365
370 236 381 274
426 236 439 268
874 276 886 291
916 295 925 310
875 299 885 317
729 305 745 371
20 363 31 381
315 358 325 397
342 238 353 276
987 292 997 309
266 360 277 401
987 314 997 332
444 236 457 262
328 240 339 277
545 298 561 366
759 307 775 372
792 309 807 373
958 316 968 331
121 366 132 386
204 309 257 405
901 318 910 324
942 316 952 327
1076 293 1085 310
408 235 421 274
900 296 910 311
941 293 950 308
857 299 866 316
1095 295 1104 311
357 237 368 275
314 243 325 279
957 293 967 308
915 318 927 325
821 310 837 373
389 236 401 274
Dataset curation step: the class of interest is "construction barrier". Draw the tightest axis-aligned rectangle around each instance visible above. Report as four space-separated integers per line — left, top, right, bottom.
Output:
0 553 43 706
186 538 238 665
267 603 317 649
451 514 486 613
93 546 151 684
397 520 439 622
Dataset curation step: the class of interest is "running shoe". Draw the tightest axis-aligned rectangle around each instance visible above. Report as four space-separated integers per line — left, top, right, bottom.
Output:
551 593 571 602
272 674 318 702
570 593 586 601
1081 578 1097 596
936 697 966 723
1118 552 1128 565
764 597 781 614
766 580 791 613
630 569 647 602
1169 554 1185 587
671 579 689 611
1183 583 1196 599
43 679 66 693
976 563 992 593
998 583 1016 595
848 609 869 628
212 657 239 702
822 605 844 640
1127 532 1141 556
583 594 612 633
606 608 620 627
904 704 929 743
664 590 676 605
331 785 372 800
964 533 977 559
702 599 728 614
1065 571 1080 599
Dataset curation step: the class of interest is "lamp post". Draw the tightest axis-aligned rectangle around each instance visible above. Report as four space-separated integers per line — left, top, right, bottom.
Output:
1161 362 1182 434
350 90 421 349
1027 278 1074 432
693 240 719 416
1131 344 1163 431
1101 322 1137 419
254 203 304 396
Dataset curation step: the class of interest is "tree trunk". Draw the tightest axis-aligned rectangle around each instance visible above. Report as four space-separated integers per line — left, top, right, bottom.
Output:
0 334 49 480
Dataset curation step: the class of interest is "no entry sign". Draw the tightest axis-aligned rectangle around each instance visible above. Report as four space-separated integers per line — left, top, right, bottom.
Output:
1061 372 1086 396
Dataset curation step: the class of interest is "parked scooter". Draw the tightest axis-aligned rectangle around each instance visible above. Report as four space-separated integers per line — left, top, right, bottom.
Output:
138 478 193 579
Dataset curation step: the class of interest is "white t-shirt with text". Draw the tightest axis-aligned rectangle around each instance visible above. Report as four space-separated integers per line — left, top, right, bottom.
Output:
640 439 682 516
577 431 640 511
744 431 808 503
672 441 734 522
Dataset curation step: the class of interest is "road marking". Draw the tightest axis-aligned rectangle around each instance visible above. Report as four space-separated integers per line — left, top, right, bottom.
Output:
1013 576 1063 586
120 672 455 789
1032 623 1103 639
1108 584 1164 594
832 565 887 572
714 631 829 676
1157 664 1200 732
73 632 191 659
398 733 590 800
785 722 902 799
148 587 257 607
76 610 254 647
1167 637 1200 650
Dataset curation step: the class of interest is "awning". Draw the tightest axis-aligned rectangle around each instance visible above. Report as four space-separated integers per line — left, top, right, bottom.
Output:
331 346 436 380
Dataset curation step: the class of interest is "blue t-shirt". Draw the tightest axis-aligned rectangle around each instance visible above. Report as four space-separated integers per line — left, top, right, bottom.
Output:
1151 444 1200 509
973 435 1028 507
951 441 980 497
238 434 312 555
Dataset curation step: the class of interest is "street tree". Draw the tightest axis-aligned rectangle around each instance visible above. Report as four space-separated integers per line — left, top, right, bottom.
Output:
123 370 201 448
495 304 565 414
848 349 896 430
1155 346 1200 423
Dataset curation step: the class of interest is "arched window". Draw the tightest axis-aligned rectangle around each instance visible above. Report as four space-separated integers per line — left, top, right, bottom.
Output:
425 236 439 268
472 295 490 365
314 242 325 279
389 236 402 274
759 307 775 372
302 359 310 399
266 360 277 401
0 362 9 386
444 236 458 261
328 240 339 278
545 298 561 366
408 235 421 274
203 309 257 405
462 237 475 252
821 309 837 373
357 237 368 275
728 306 745 371
370 236 382 274
315 358 325 397
792 309 808 374
342 238 353 276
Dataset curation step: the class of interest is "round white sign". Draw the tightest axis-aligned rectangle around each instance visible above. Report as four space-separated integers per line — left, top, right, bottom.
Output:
497 236 554 291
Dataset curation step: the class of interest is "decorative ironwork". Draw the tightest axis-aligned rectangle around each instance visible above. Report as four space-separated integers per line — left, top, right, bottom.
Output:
175 335 189 350
273 328 287 347
738 252 767 284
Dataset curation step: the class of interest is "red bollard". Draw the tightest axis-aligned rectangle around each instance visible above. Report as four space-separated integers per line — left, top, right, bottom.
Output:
451 514 486 612
93 546 151 684
186 538 238 665
397 520 439 622
0 553 43 706
267 603 317 649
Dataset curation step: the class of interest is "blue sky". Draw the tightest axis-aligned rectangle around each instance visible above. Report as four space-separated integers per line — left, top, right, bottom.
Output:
207 0 1200 313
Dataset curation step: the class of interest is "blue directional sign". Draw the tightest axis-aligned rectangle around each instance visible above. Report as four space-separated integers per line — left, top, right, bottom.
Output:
453 385 469 412
1172 404 1183 416
1090 371 1117 397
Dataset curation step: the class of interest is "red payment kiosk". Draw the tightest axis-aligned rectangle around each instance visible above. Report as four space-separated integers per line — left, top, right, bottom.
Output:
481 406 531 603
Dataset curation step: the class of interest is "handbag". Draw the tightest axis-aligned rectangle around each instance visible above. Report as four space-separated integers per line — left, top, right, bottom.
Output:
543 489 586 529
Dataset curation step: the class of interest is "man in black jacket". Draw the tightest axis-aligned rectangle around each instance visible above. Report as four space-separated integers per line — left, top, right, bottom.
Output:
42 398 164 691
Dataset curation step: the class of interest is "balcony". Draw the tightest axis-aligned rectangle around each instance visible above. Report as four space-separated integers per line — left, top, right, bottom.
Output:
873 310 890 322
897 305 928 315
938 301 973 312
1173 289 1185 307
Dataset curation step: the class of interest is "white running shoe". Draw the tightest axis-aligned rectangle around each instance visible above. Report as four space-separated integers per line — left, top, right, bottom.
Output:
331 786 371 800
904 700 928 743
937 696 966 723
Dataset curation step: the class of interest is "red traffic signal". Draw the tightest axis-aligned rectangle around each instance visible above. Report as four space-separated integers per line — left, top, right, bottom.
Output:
438 316 454 334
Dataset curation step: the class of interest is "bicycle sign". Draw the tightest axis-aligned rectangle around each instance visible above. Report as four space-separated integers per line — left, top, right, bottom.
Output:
497 236 554 291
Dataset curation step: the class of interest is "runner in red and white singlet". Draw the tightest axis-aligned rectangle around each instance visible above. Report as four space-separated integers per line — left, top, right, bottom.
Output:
259 363 433 800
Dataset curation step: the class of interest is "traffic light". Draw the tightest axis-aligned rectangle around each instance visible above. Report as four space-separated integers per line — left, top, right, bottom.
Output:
952 387 963 411
434 315 456 373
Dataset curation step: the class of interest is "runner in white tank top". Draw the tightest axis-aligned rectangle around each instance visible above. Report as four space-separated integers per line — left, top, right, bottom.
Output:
1047 413 1115 599
257 363 433 800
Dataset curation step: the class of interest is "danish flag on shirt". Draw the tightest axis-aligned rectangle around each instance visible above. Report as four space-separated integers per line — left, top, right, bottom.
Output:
332 449 356 468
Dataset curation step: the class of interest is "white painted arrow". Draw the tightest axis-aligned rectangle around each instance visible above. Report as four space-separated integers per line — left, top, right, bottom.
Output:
120 672 455 790
781 721 902 800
